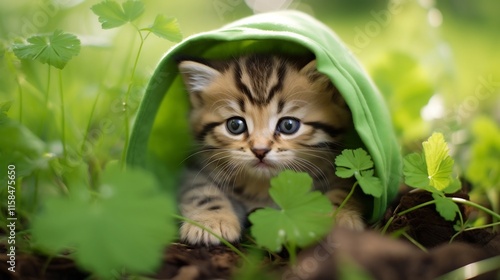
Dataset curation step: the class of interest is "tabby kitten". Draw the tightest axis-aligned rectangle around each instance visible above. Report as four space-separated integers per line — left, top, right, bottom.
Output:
177 54 365 245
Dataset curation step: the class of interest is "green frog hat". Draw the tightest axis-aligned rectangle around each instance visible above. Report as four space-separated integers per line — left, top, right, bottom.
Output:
126 10 401 222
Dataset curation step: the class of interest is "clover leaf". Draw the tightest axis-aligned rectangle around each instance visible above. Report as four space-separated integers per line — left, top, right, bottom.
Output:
423 132 455 191
12 30 81 69
248 171 333 252
432 193 460 221
335 148 383 198
143 15 183 42
31 165 176 278
91 0 144 29
403 132 455 192
402 152 431 191
403 132 462 222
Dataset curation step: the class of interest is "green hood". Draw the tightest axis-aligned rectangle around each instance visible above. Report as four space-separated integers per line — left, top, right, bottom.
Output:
126 10 401 222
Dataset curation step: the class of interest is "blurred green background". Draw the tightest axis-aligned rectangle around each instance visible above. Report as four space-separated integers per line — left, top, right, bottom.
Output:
1 0 499 210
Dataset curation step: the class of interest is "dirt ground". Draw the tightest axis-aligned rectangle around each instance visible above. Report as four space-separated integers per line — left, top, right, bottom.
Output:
1 189 499 280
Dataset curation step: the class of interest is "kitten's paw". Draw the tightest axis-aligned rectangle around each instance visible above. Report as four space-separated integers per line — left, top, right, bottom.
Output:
180 212 241 245
334 208 365 231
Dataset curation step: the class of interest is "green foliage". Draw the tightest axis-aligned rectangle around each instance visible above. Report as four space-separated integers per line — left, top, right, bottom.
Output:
423 133 455 191
91 0 183 42
404 133 458 193
403 132 461 221
91 0 145 29
370 52 434 142
90 0 182 167
335 148 383 197
12 30 81 70
248 171 333 252
466 116 500 191
0 117 46 179
31 165 176 278
143 15 183 42
432 193 460 222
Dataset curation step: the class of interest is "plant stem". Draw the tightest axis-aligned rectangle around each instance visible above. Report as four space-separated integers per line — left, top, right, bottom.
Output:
449 210 465 243
18 79 23 124
397 200 436 216
120 28 149 169
402 232 428 252
333 182 358 219
464 221 500 231
42 65 51 138
450 197 500 221
5 53 23 123
285 242 297 265
382 196 500 238
436 255 500 280
58 70 67 159
380 216 395 235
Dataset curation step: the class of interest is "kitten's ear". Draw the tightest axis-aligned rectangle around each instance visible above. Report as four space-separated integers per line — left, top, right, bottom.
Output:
178 60 221 94
300 59 345 105
299 59 318 75
300 59 336 92
300 60 329 86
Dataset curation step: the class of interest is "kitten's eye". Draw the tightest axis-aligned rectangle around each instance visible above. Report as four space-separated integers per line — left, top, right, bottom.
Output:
226 117 247 135
277 118 300 135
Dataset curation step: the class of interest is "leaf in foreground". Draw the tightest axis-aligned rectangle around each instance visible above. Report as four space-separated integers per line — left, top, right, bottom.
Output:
31 166 176 278
12 30 81 69
144 15 183 42
355 170 383 197
248 171 333 251
334 148 373 178
335 148 383 197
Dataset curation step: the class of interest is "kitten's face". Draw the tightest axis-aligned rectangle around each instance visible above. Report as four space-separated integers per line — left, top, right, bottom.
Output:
179 55 352 180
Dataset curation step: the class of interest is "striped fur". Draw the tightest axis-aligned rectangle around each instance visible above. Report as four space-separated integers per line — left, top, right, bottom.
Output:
177 55 365 245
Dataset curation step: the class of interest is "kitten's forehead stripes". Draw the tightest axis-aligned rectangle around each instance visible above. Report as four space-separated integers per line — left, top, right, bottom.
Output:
233 56 288 106
234 63 254 103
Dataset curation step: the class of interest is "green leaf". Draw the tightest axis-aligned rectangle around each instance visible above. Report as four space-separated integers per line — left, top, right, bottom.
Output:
403 152 431 190
423 132 454 191
31 166 176 278
248 171 333 252
466 116 500 191
334 148 374 178
268 170 313 209
0 101 13 123
12 30 81 69
432 193 460 221
122 0 144 22
91 0 145 29
0 118 47 180
91 0 127 29
442 177 461 194
355 169 383 198
144 15 183 42
335 148 383 197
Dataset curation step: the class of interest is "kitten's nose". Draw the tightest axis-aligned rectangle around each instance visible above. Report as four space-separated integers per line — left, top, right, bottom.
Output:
251 148 270 160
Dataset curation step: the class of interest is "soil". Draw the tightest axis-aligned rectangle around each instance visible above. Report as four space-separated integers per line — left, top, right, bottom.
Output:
1 188 499 280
